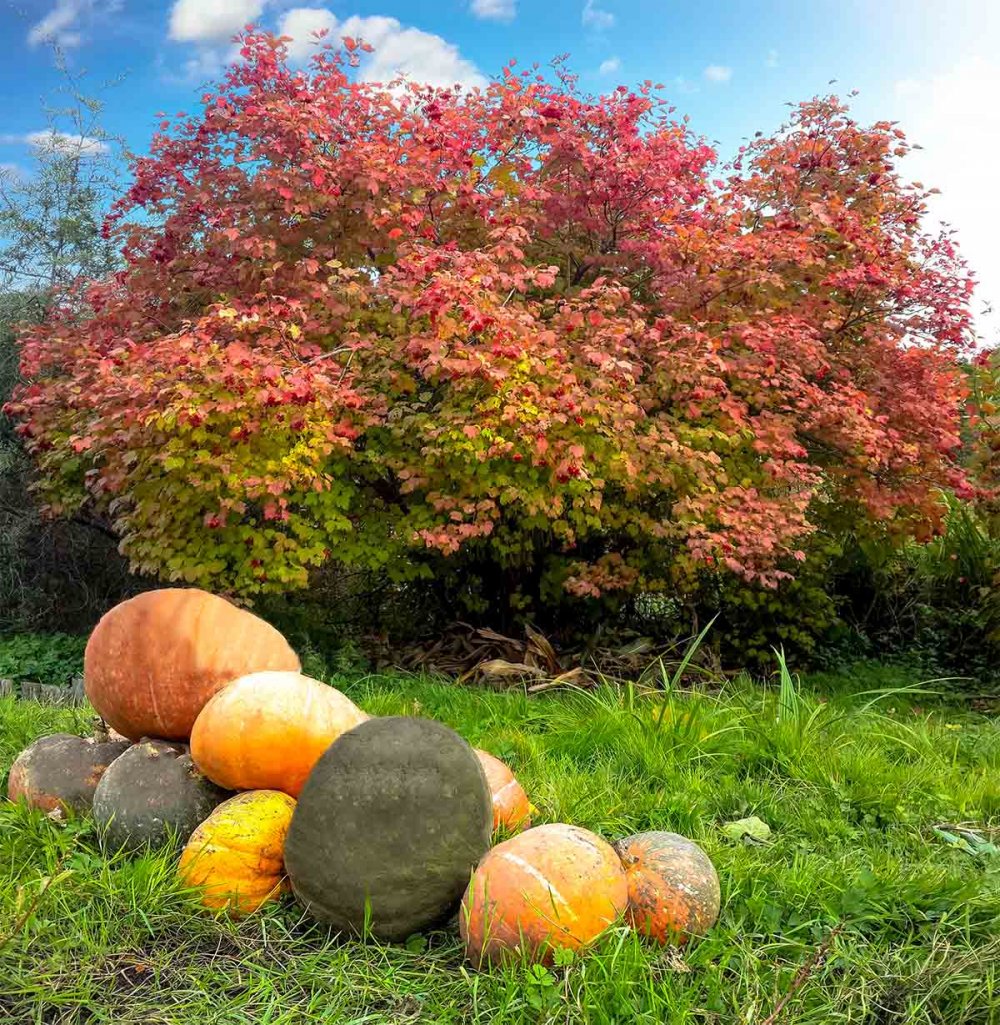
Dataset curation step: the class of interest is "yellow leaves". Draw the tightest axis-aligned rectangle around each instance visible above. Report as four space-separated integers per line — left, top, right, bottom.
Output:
287 323 301 341
436 315 462 342
487 162 519 194
217 307 262 331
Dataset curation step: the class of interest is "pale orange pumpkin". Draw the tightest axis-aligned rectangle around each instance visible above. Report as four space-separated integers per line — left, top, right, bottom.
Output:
190 671 368 797
179 790 296 915
84 589 300 741
461 823 628 966
474 749 531 833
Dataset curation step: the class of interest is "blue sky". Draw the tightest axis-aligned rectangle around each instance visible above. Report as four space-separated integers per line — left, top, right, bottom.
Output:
2 0 998 340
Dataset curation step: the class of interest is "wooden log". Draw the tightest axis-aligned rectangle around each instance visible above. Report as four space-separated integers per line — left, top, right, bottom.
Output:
14 679 88 707
19 680 43 702
68 675 86 705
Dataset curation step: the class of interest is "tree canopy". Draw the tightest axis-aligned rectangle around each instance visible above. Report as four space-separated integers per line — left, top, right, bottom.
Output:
5 30 977 621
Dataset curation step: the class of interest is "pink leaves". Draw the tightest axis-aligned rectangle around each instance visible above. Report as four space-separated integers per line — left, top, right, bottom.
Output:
6 33 975 601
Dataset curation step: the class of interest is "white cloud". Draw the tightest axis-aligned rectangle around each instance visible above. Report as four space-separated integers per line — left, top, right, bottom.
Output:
890 56 1000 342
582 0 614 30
27 0 120 48
277 9 485 88
0 130 108 156
703 64 732 84
171 44 244 83
28 0 85 47
166 0 255 82
25 130 109 156
470 0 516 21
765 49 778 68
672 76 698 95
598 56 620 75
346 15 485 89
168 0 265 43
277 7 339 62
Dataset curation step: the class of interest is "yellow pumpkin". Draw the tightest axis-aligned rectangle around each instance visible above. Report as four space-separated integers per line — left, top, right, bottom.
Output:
178 790 296 915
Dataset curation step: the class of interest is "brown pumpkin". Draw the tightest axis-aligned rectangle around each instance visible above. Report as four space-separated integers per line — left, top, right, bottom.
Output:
84 588 300 741
474 749 531 833
460 823 628 966
6 733 130 814
613 831 720 945
178 790 296 915
190 672 368 797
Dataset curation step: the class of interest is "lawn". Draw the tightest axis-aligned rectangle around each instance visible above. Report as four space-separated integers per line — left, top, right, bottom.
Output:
1 660 998 1024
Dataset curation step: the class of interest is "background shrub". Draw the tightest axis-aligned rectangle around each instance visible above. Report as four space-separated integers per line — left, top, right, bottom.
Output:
6 35 975 639
1 39 996 687
0 632 86 683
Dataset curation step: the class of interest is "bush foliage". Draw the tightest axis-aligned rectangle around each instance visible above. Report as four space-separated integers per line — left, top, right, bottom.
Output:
4 30 979 632
0 632 86 684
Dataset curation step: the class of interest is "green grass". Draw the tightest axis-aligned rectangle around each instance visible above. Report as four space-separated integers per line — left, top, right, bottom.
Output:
1 661 998 1024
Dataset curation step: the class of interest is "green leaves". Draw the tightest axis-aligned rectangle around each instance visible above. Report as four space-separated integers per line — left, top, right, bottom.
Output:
721 816 773 846
0 634 86 685
931 826 1000 863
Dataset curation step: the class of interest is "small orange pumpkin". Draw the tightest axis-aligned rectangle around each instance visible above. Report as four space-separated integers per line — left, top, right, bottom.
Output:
179 790 296 915
474 749 531 833
190 672 368 797
613 831 720 945
461 823 628 966
84 589 301 741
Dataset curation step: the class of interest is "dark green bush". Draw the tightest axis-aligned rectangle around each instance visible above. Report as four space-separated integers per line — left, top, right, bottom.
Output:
0 632 86 684
830 498 1000 680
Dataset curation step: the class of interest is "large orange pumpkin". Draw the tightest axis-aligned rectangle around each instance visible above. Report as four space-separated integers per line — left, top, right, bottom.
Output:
474 749 531 834
84 589 300 741
190 672 368 797
613 831 720 945
460 823 628 966
179 790 296 915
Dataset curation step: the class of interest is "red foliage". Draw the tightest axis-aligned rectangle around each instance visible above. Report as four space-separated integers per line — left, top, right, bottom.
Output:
5 31 976 605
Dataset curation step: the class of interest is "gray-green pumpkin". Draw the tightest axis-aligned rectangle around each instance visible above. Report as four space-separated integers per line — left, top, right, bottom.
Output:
92 738 230 851
285 716 492 941
7 733 131 815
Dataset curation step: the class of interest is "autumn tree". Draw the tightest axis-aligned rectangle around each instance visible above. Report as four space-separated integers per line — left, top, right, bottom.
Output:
5 30 976 628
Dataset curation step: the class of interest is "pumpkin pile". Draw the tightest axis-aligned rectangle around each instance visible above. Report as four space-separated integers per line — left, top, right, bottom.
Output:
5 588 721 963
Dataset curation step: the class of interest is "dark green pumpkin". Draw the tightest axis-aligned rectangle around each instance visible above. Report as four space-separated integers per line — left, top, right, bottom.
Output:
92 738 231 851
6 733 131 815
285 716 492 941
